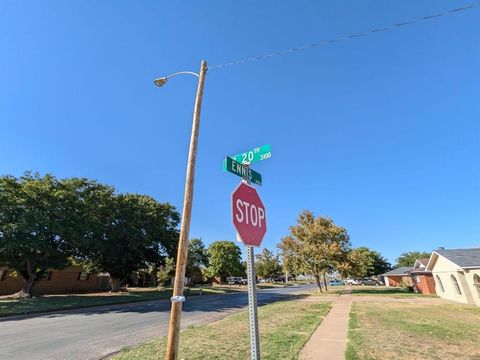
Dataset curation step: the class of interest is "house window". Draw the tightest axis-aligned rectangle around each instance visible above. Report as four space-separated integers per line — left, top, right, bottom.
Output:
78 271 89 281
473 274 480 298
451 275 462 295
416 275 421 284
435 275 445 292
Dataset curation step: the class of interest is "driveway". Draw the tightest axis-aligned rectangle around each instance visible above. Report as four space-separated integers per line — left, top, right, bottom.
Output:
0 284 315 360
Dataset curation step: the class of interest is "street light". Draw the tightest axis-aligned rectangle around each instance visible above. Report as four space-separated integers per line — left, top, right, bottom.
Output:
154 60 207 360
153 71 201 87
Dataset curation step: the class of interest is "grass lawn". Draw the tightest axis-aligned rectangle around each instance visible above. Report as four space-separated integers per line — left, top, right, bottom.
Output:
256 283 294 289
114 300 331 360
349 286 437 298
302 284 347 296
255 281 314 289
0 286 239 318
300 285 437 298
346 301 480 360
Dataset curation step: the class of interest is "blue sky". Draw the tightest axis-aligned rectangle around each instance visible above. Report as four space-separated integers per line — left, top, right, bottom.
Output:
1 1 479 264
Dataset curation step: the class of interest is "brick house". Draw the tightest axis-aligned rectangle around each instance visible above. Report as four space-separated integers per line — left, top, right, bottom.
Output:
410 258 436 295
0 266 110 296
381 267 413 287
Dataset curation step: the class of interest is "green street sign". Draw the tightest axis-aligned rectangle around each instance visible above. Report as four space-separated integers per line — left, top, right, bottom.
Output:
225 157 262 186
223 144 271 171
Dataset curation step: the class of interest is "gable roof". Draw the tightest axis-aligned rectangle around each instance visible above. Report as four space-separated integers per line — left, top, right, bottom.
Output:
417 258 429 267
382 267 413 276
434 248 480 268
413 258 429 269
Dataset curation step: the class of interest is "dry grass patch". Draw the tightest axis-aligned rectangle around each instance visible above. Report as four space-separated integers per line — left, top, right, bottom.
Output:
114 300 331 360
346 301 480 360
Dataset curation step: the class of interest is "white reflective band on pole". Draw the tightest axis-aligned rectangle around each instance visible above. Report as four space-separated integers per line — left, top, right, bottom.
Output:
170 295 186 303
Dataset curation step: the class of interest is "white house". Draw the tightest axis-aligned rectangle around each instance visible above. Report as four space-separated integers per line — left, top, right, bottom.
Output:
426 248 480 306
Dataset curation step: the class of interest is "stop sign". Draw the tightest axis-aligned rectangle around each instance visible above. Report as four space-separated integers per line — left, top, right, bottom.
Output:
232 182 267 247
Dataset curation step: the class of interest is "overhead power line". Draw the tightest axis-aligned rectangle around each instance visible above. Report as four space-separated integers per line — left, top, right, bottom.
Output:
208 3 480 71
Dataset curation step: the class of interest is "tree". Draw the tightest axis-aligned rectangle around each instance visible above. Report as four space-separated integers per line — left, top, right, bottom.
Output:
0 173 82 298
0 172 181 295
186 238 209 280
278 210 351 293
337 248 365 279
77 192 180 292
205 241 243 283
157 257 175 287
370 250 391 276
348 247 391 277
255 248 282 280
396 251 431 267
185 238 209 285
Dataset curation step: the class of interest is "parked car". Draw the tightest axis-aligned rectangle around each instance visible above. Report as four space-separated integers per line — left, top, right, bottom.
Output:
240 278 248 285
226 277 243 285
345 278 362 285
329 279 344 286
361 278 380 286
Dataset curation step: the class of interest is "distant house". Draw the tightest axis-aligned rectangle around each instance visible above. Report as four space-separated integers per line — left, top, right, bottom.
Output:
381 267 413 287
410 258 436 295
426 248 480 306
0 266 111 296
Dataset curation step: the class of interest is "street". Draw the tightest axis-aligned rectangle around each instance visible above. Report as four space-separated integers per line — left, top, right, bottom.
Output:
0 284 314 360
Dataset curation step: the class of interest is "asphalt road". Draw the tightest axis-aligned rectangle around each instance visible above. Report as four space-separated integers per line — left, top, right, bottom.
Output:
0 283 315 360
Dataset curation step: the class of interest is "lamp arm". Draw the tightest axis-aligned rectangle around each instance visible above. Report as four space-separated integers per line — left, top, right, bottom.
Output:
166 71 199 79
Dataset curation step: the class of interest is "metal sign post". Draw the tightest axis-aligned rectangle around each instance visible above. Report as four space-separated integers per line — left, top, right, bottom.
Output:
227 149 271 360
246 244 260 360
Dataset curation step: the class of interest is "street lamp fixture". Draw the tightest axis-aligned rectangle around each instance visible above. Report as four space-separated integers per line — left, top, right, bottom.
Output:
153 77 167 87
153 71 200 87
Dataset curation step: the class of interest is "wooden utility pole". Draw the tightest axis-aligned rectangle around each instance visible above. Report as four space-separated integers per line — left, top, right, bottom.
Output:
165 60 207 360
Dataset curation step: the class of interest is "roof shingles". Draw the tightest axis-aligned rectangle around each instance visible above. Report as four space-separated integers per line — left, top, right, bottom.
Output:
382 267 413 276
435 248 480 268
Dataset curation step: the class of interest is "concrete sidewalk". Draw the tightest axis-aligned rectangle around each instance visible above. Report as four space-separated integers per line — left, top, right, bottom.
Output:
300 294 352 360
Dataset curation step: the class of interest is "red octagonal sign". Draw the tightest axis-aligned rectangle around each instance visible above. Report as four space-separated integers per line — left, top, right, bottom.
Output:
232 182 267 247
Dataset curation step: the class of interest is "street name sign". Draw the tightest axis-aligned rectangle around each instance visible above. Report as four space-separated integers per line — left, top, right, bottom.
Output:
225 157 262 186
232 182 267 247
223 144 271 171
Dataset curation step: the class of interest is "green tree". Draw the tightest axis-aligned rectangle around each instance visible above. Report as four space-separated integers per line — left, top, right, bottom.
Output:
337 248 364 278
186 238 209 279
278 210 351 293
351 247 391 277
157 257 175 287
396 251 431 267
0 173 83 297
77 192 180 292
370 250 391 276
205 241 243 283
255 248 282 280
